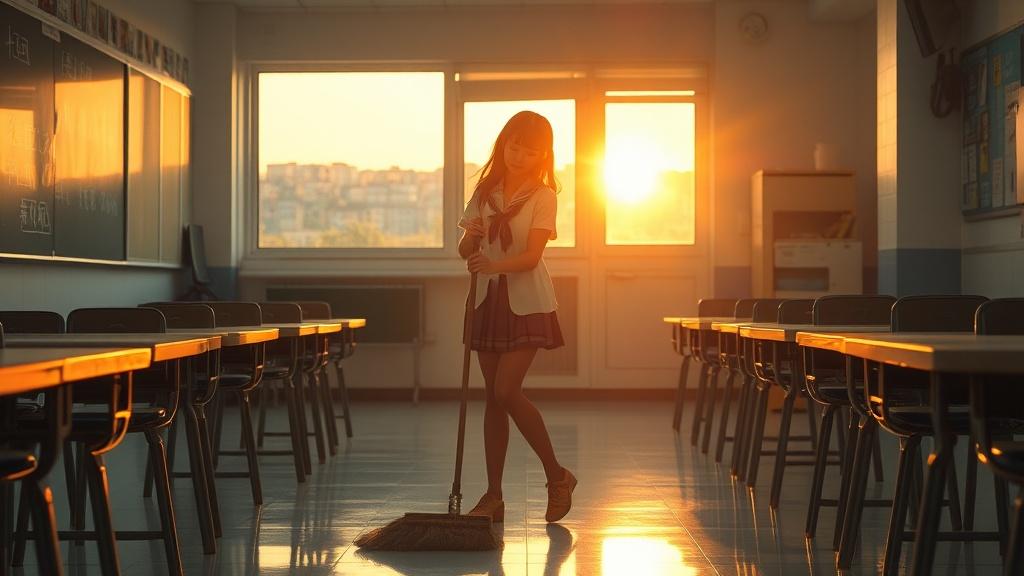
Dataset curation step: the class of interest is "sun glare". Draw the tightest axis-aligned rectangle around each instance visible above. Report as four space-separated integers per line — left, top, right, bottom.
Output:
603 136 664 204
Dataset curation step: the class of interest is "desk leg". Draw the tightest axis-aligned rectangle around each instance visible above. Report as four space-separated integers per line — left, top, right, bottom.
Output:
715 369 737 463
730 375 752 477
86 453 122 576
690 363 709 446
1006 487 1024 576
193 404 223 536
908 372 953 576
769 386 798 510
701 366 721 454
746 384 770 488
293 373 313 475
836 416 877 569
184 403 217 553
672 355 690 432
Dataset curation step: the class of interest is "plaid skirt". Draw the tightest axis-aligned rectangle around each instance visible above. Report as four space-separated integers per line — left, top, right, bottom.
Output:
465 275 564 353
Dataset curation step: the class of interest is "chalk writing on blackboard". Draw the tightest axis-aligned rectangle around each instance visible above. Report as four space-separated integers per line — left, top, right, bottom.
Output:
59 50 92 81
55 186 120 216
20 199 51 234
7 26 30 65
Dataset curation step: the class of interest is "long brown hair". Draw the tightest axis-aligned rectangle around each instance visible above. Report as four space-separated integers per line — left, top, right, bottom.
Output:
473 111 560 201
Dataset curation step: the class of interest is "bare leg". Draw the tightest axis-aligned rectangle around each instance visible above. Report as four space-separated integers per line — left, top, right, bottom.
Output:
495 347 563 482
478 351 508 498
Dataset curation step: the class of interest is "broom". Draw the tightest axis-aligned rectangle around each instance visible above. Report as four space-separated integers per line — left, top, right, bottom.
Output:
354 272 500 551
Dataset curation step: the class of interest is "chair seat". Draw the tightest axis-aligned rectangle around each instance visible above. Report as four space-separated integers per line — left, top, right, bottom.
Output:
263 365 290 380
219 373 254 389
987 441 1024 481
0 450 37 480
73 407 169 430
885 406 972 434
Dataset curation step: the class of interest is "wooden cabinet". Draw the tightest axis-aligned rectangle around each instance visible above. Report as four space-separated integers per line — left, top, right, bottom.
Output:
751 171 859 297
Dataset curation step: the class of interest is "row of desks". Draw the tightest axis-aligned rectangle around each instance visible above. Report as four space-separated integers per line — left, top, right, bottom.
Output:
681 317 1024 374
0 318 368 394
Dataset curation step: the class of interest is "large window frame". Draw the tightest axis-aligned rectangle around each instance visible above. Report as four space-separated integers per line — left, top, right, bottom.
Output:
242 63 708 272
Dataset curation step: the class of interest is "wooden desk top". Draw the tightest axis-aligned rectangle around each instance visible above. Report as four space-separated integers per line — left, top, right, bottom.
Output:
663 317 687 325
842 334 1024 374
796 331 889 353
0 347 152 396
329 318 366 329
711 321 748 334
316 322 342 335
263 323 319 338
6 334 213 363
682 317 735 330
741 324 889 343
166 327 279 347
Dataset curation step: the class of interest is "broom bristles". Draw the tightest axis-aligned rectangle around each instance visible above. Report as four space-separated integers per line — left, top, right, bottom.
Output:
355 513 501 551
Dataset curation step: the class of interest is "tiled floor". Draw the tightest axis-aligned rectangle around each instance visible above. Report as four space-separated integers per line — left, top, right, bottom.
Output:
10 400 1012 575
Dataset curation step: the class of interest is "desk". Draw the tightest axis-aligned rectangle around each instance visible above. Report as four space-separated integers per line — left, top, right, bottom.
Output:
1 346 152 576
1 347 151 395
6 334 215 362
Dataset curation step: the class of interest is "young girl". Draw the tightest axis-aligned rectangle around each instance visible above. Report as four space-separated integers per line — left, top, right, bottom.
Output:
458 111 576 524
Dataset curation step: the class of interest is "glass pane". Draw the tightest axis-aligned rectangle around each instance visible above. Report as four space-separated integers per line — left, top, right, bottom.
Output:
258 72 444 248
463 100 575 248
161 86 182 263
604 102 695 245
127 70 160 260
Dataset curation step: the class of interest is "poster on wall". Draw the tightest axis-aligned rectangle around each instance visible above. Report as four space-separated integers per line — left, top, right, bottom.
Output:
962 24 1023 213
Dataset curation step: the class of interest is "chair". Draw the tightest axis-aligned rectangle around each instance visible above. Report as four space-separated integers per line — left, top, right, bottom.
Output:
253 302 317 481
0 311 65 334
179 225 219 301
142 302 222 553
205 302 266 506
847 295 990 573
296 301 355 440
711 299 757 463
690 298 737 449
15 307 183 575
731 299 785 479
0 321 70 576
969 298 1024 575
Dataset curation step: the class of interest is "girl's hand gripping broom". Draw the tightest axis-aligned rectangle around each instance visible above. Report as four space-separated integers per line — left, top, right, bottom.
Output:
354 272 500 551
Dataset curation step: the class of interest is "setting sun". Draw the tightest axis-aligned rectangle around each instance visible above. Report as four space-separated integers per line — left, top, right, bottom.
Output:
604 136 664 204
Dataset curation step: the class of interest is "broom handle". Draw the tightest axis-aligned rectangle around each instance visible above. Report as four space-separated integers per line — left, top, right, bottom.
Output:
450 271 478 514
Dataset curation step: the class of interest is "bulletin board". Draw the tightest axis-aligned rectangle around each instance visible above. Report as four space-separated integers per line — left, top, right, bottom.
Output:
961 23 1023 215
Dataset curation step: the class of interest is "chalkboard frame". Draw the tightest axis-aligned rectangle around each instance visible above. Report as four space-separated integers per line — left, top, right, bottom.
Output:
0 0 191 268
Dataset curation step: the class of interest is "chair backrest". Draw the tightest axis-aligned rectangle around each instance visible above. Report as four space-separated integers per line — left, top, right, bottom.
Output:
0 311 65 333
974 298 1024 335
813 295 896 326
751 299 786 323
778 299 814 324
733 299 757 320
67 307 166 333
295 301 332 320
697 298 737 318
141 303 216 329
206 302 263 328
258 302 303 324
891 295 988 332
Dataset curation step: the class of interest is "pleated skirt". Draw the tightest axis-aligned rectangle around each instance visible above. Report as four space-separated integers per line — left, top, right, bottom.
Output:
465 275 564 353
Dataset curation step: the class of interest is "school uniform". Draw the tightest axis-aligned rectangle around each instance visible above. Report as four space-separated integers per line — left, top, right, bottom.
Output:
459 179 564 352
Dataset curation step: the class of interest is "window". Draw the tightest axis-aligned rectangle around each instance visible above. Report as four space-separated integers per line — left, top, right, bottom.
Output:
603 102 696 245
463 100 576 247
257 72 445 248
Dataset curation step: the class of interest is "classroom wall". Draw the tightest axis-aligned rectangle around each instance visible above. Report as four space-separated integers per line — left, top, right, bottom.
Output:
712 0 878 297
0 0 195 314
961 0 1024 297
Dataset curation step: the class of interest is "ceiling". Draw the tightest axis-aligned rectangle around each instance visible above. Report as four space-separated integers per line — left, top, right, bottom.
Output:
190 0 874 22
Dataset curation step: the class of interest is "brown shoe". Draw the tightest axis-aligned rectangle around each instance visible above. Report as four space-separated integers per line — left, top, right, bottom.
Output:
545 468 577 522
467 493 505 523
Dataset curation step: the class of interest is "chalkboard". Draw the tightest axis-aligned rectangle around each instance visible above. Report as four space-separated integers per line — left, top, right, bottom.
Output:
0 0 56 255
267 286 423 344
962 24 1024 213
53 31 125 260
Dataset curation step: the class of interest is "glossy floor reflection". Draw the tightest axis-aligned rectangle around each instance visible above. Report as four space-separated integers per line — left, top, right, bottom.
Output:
11 400 1010 575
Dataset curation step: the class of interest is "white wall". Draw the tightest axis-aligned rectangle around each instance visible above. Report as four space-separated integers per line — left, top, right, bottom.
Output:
961 0 1024 297
0 0 194 314
713 0 878 288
